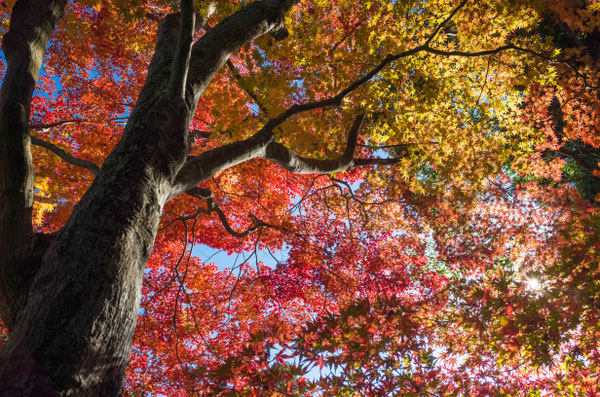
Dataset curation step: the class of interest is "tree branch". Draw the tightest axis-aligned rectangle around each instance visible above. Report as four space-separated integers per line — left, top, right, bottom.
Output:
170 112 404 201
263 114 366 174
256 1 473 132
226 59 270 118
424 0 469 46
423 44 517 58
260 46 425 132
264 139 401 174
259 41 524 135
185 0 298 107
511 45 599 89
30 119 81 130
29 117 128 131
30 136 100 176
328 22 361 55
170 128 274 200
168 0 196 99
557 147 599 176
186 187 265 238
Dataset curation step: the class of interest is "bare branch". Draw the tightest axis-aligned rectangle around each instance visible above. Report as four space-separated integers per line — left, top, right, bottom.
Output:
186 187 265 238
424 44 517 58
30 119 81 130
30 136 100 176
226 59 270 117
424 0 469 46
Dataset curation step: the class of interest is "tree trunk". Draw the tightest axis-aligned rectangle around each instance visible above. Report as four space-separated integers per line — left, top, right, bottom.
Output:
0 97 190 395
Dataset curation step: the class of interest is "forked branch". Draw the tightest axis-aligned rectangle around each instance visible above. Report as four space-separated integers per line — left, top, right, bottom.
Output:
169 1 539 200
186 187 267 238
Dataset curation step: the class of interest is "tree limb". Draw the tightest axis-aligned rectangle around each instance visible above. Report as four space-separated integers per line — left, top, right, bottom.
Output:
259 46 426 133
30 119 81 130
185 0 298 107
187 187 265 238
263 114 367 174
168 0 196 99
172 115 365 197
169 2 539 201
264 139 401 174
170 128 274 200
424 0 469 46
29 117 128 131
169 1 484 199
30 136 100 176
423 44 517 58
170 113 403 200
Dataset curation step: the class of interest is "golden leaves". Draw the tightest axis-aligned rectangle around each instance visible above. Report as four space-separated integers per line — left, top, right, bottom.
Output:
32 177 56 226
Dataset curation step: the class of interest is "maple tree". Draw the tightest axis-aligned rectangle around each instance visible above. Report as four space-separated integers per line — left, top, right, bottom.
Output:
0 0 599 395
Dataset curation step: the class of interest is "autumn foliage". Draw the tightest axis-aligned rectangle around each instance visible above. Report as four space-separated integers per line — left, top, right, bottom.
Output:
2 0 600 395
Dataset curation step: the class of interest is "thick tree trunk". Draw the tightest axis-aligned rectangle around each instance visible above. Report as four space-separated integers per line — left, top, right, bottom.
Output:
0 0 297 395
0 99 190 395
0 9 191 390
